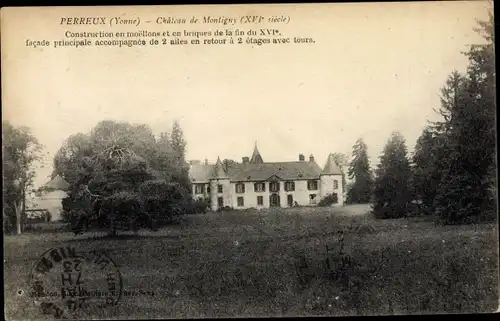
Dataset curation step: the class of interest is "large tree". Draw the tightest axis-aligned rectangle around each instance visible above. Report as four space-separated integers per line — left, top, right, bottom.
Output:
56 120 191 235
411 127 447 215
411 72 467 217
3 121 42 234
346 138 373 204
372 132 412 219
169 121 190 191
152 122 191 192
52 133 93 185
53 121 158 183
151 131 174 180
70 146 158 235
430 13 495 224
171 121 187 164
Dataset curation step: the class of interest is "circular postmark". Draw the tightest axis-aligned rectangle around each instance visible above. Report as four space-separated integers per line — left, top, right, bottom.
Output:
30 246 122 319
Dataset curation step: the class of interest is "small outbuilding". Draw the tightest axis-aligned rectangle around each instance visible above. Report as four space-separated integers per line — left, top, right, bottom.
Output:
35 174 70 222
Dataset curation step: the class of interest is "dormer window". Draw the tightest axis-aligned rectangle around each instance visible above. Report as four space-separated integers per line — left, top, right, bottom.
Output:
254 182 265 192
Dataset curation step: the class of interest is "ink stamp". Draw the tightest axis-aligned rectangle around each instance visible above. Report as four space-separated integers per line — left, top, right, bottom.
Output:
30 246 122 319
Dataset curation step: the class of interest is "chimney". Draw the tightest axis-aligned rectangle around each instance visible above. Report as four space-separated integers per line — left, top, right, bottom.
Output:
299 154 305 161
204 159 208 165
242 157 249 164
309 154 315 162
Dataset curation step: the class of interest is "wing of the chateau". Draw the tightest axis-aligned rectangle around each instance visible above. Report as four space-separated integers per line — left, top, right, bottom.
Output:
188 144 344 211
29 174 70 222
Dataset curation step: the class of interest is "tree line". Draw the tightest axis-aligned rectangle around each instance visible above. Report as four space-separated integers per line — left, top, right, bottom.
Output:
3 119 202 235
339 14 496 224
3 122 43 234
3 14 494 234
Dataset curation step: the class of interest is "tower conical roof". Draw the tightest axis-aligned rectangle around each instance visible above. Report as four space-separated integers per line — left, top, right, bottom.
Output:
250 141 264 164
321 153 342 175
211 157 229 179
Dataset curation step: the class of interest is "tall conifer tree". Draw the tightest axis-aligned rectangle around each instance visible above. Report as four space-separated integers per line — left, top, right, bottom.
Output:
346 138 373 204
372 132 412 219
431 13 496 224
411 127 446 215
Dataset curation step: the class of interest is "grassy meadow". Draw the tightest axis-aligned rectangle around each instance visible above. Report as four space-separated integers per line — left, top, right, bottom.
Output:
4 205 499 319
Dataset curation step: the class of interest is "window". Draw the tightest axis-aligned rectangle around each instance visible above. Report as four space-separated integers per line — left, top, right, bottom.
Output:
333 180 339 189
236 183 245 193
195 184 204 194
307 180 318 190
309 194 317 204
254 182 265 192
237 197 244 207
257 196 264 206
217 184 223 193
217 197 224 208
285 181 295 191
270 181 280 192
207 185 211 193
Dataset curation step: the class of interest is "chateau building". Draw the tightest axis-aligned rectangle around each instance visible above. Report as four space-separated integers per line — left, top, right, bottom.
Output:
188 144 344 211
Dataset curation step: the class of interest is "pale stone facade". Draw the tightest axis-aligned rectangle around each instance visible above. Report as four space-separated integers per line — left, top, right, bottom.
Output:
189 144 344 211
33 174 69 221
38 190 68 221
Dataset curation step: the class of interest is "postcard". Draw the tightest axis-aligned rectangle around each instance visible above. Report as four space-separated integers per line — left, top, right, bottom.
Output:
2 2 498 319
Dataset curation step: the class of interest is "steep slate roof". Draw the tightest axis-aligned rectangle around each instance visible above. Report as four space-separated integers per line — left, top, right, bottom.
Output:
226 161 322 182
41 174 70 191
322 153 343 175
188 146 343 183
189 164 215 183
189 161 323 183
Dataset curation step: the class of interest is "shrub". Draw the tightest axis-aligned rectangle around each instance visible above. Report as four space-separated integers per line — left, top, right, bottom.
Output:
138 179 190 227
67 178 192 234
406 200 422 217
61 197 72 222
24 224 43 233
182 198 209 214
216 206 233 213
61 195 88 223
98 191 146 235
193 198 209 214
317 193 339 207
60 210 71 222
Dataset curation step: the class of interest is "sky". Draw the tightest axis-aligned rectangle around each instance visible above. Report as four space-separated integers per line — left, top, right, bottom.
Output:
2 2 493 188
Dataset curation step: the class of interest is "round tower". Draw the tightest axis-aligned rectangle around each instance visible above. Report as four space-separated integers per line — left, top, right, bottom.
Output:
320 153 344 206
209 157 231 211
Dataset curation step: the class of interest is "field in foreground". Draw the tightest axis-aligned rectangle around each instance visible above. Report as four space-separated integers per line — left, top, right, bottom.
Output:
4 205 499 319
